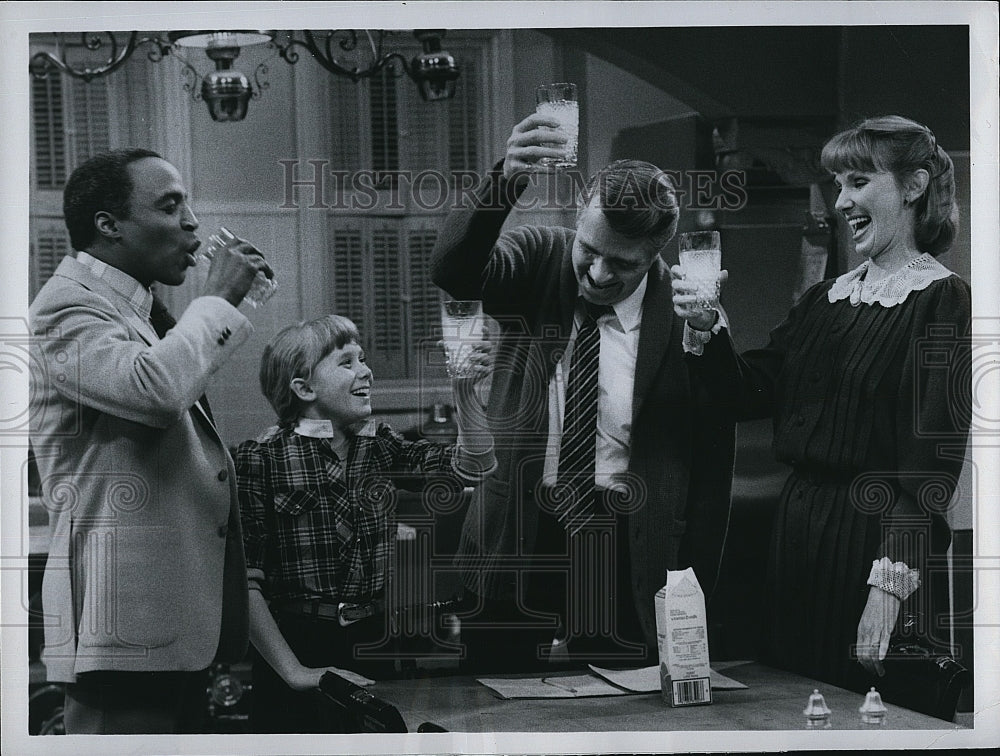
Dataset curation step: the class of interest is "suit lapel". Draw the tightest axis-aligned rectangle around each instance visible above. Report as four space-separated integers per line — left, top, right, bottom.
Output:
633 258 675 424
55 257 220 435
57 257 161 344
189 398 219 435
537 244 579 380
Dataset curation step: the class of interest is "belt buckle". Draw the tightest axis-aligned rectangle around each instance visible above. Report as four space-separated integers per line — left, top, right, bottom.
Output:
337 601 373 627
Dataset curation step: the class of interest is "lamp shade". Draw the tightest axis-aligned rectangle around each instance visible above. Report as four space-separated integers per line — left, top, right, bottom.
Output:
168 30 275 49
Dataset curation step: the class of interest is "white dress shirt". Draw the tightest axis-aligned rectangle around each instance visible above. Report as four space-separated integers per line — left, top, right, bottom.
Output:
542 275 647 492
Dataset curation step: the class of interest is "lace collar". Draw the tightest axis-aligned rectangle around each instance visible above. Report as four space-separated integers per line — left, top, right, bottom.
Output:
827 253 954 307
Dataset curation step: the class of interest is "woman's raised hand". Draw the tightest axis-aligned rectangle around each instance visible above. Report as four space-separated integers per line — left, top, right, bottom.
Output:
670 265 728 331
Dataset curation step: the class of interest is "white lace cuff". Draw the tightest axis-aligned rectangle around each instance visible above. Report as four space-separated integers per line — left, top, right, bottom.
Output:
683 306 728 356
866 557 921 601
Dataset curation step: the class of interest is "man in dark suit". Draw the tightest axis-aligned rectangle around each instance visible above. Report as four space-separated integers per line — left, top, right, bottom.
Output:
29 148 270 732
431 114 736 671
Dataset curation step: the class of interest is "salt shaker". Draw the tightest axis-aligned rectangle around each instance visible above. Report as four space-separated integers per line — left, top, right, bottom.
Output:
859 687 888 725
803 689 832 728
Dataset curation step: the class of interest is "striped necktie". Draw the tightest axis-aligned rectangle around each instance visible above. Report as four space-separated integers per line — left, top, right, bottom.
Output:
554 301 613 535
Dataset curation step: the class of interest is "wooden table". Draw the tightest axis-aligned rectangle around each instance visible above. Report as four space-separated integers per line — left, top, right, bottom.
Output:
370 662 963 732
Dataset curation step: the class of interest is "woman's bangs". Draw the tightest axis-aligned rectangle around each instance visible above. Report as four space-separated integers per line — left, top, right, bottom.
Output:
821 130 880 174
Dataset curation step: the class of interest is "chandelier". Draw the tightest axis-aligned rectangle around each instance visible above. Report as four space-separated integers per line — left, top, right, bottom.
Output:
29 29 461 122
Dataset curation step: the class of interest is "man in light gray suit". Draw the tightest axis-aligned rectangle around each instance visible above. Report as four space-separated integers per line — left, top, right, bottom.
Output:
29 148 271 733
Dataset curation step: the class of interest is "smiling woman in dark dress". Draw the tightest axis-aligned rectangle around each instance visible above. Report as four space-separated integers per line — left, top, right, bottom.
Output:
671 115 971 695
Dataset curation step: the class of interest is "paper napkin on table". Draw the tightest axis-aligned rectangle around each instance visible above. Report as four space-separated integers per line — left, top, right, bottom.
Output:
588 663 749 693
476 674 631 699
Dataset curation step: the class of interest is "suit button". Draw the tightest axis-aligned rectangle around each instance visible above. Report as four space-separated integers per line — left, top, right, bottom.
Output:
217 524 228 538
217 469 228 481
217 337 226 345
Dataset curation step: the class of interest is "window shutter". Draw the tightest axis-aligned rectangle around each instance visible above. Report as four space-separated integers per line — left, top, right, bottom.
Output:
329 225 367 336
30 225 70 301
448 53 479 174
31 69 112 191
328 74 363 171
68 78 111 162
406 225 441 363
370 226 405 376
402 79 442 173
317 33 494 379
30 55 113 300
32 75 67 189
369 69 399 174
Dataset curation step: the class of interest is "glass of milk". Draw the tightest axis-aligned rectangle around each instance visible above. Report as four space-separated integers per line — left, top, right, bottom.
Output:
440 299 483 378
678 231 722 308
535 82 579 169
198 226 278 308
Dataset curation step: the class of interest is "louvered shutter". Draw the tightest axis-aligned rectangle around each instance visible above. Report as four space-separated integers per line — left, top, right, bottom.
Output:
406 224 441 367
329 224 367 337
369 225 405 376
67 78 111 161
319 33 492 379
402 78 443 173
448 53 479 175
30 225 71 301
32 71 112 191
329 73 364 172
30 55 113 298
369 68 399 176
32 76 67 190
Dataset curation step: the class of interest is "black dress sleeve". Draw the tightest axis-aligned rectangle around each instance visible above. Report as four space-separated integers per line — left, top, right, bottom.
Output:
880 276 972 573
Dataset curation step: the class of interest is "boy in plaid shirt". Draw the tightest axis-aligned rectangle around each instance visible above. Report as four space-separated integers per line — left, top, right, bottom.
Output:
235 314 494 732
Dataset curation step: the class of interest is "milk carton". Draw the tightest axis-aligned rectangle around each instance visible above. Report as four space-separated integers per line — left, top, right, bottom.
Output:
654 567 712 706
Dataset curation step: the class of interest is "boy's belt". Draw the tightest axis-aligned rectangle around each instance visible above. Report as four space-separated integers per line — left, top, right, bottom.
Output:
278 598 387 627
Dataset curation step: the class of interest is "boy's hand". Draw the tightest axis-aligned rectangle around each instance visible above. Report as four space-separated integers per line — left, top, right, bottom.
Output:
455 336 495 384
287 664 375 691
451 331 493 445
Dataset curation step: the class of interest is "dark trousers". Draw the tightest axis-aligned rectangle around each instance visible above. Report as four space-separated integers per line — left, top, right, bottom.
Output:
63 670 208 734
459 491 651 673
250 612 396 733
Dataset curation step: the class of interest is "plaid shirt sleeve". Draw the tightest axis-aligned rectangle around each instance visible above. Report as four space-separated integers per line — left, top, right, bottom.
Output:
234 438 270 584
373 423 491 486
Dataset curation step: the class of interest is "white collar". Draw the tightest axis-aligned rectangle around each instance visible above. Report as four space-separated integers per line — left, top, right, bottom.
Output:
827 253 954 307
592 273 647 331
293 417 377 439
76 251 154 318
293 417 337 438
